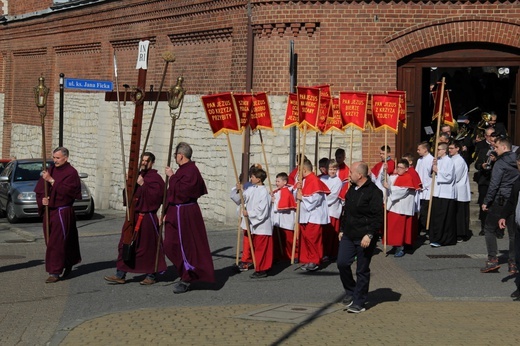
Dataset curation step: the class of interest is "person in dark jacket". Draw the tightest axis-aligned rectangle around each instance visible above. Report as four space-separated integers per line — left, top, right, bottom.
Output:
498 154 520 299
481 136 518 273
473 127 497 236
337 161 383 313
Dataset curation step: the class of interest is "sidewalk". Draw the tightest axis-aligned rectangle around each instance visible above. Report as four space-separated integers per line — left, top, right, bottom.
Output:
58 301 520 345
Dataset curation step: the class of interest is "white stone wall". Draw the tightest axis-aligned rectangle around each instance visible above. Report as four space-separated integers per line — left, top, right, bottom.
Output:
11 124 42 159
9 92 362 224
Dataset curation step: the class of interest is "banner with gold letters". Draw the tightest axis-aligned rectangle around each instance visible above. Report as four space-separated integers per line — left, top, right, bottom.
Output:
323 97 344 134
250 92 273 131
283 93 299 128
432 89 455 127
339 92 368 131
317 94 332 133
232 93 252 130
371 93 400 133
388 90 407 129
201 92 241 137
297 86 321 131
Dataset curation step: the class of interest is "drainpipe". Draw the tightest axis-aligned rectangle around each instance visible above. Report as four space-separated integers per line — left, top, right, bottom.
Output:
289 40 297 171
241 0 253 183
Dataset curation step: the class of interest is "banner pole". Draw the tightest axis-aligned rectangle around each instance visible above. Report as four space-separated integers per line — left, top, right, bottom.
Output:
426 77 446 231
227 133 256 268
291 124 307 264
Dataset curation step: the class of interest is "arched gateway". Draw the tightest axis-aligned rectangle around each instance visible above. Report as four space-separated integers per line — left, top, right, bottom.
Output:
387 17 520 157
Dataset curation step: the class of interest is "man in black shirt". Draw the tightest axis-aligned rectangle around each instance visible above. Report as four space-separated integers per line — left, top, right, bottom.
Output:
337 161 383 313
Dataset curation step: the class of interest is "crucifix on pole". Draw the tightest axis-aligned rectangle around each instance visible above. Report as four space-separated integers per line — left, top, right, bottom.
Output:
104 40 171 263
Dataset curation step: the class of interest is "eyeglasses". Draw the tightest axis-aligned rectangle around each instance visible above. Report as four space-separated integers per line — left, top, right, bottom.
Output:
396 166 406 170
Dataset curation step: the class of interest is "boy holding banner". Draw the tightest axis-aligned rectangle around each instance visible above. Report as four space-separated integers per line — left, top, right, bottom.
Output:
232 168 273 278
295 160 331 271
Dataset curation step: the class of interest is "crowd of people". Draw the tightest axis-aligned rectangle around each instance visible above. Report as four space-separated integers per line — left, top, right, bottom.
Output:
34 115 520 310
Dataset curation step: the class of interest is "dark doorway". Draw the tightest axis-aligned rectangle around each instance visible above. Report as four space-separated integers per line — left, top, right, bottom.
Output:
396 43 520 160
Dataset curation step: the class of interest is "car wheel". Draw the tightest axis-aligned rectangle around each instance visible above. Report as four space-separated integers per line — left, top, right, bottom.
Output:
6 200 19 224
85 197 95 220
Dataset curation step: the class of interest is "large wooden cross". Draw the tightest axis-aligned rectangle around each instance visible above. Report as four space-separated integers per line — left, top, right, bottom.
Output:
104 44 169 204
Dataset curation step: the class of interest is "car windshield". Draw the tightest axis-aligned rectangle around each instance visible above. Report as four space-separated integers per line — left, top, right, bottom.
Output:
14 162 51 182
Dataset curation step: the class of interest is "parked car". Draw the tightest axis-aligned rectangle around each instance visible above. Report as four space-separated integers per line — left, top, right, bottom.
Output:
0 159 95 223
0 158 11 171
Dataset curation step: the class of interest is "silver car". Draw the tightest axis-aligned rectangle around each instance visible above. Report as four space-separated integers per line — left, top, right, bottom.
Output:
0 159 94 223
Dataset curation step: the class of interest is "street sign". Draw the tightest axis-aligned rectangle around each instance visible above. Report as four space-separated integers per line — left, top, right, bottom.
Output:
65 78 113 91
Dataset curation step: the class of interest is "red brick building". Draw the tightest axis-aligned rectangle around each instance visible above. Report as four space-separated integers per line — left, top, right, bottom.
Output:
1 0 519 218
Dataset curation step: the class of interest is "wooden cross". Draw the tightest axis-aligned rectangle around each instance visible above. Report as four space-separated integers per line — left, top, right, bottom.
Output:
104 56 169 203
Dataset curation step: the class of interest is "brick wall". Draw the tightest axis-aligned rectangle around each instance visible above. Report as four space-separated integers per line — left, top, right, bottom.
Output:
8 0 53 15
0 0 519 222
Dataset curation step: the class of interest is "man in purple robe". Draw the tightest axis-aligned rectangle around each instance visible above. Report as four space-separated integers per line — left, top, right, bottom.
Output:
35 147 82 283
104 152 167 285
164 142 215 293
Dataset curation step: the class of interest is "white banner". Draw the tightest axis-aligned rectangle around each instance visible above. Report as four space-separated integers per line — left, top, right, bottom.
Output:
136 40 150 70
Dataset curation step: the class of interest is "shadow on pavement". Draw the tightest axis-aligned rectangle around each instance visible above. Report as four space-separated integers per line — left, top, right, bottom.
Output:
71 260 116 278
0 259 44 273
271 293 344 346
367 287 402 307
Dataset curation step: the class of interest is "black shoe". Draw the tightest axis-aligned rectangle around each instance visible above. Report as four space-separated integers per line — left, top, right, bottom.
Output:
61 265 72 278
250 271 267 279
172 281 191 294
511 289 520 298
347 304 366 313
342 295 353 307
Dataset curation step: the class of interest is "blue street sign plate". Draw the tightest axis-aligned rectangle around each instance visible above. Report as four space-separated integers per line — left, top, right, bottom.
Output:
64 78 113 91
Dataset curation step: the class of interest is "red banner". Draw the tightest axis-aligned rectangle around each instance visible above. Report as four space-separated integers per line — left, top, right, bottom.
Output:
317 95 331 133
232 93 252 129
283 93 299 128
339 92 368 131
432 89 455 127
250 92 273 131
313 84 331 98
297 86 321 131
323 97 344 134
388 90 407 129
371 94 400 133
201 92 241 137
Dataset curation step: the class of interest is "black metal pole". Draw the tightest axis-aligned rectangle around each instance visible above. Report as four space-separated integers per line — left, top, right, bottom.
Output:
59 73 64 147
289 41 297 172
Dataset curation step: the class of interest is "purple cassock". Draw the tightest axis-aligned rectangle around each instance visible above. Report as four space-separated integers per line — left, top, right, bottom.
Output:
116 169 167 273
34 162 82 275
164 160 215 283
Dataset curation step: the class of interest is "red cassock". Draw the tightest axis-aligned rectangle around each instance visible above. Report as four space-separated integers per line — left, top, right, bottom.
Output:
35 162 82 275
288 167 298 186
252 235 273 272
116 169 167 274
272 187 298 261
385 172 420 247
164 161 215 283
337 162 350 200
299 173 330 265
371 159 396 177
